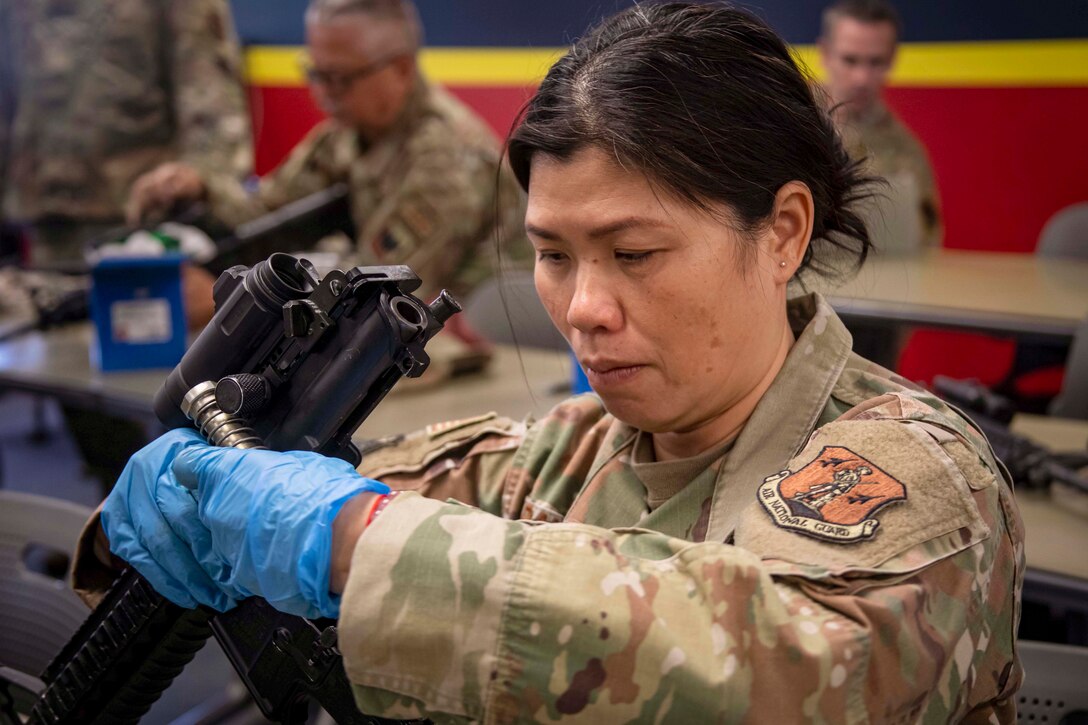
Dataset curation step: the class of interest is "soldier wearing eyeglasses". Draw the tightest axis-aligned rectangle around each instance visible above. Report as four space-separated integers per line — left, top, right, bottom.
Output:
127 0 526 303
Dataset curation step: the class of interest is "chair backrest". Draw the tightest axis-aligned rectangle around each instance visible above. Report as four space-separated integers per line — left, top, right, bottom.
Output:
1016 639 1088 721
462 272 568 351
0 491 247 720
1049 315 1088 420
0 491 94 682
1037 202 1088 260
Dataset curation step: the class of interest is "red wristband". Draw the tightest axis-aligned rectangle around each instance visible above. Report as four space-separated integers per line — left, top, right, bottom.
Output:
366 491 400 528
360 493 387 528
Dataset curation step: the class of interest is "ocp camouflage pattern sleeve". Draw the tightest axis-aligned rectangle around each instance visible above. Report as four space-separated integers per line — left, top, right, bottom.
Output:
338 405 1021 722
167 0 252 181
0 1 14 212
202 120 345 229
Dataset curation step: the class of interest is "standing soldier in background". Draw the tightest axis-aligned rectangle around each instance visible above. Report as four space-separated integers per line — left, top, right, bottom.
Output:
0 1 19 263
0 0 252 491
819 0 942 248
0 0 252 267
127 0 527 304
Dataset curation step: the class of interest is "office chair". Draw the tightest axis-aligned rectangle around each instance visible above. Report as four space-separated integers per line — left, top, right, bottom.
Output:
0 491 91 713
1005 204 1088 406
1016 640 1088 723
0 491 246 720
1049 316 1088 420
462 272 568 351
1037 202 1088 260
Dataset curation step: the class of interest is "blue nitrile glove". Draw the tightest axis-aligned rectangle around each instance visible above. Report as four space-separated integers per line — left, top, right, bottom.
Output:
171 441 389 619
102 428 242 611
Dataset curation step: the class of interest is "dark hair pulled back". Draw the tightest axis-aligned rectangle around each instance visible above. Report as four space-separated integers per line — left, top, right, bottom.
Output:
508 1 877 278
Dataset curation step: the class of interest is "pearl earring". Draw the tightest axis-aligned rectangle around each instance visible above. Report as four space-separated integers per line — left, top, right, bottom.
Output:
779 261 787 268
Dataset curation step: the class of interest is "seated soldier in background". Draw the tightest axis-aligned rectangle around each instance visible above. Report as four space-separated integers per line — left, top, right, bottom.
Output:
128 0 526 307
0 0 252 268
819 0 942 249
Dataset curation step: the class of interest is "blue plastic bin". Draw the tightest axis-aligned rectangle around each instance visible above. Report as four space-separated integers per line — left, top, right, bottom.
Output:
570 349 593 394
90 255 187 371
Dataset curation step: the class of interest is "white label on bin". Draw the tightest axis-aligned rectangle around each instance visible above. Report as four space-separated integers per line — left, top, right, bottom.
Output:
111 298 172 343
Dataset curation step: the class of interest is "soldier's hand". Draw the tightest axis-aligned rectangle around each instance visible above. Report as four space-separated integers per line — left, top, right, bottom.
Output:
125 162 206 227
181 263 217 329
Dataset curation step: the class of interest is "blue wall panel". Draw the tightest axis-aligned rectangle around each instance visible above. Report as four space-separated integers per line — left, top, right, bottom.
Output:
230 0 1088 47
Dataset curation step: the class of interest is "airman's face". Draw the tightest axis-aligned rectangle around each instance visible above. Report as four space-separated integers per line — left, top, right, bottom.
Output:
526 147 789 440
819 18 897 115
304 15 415 139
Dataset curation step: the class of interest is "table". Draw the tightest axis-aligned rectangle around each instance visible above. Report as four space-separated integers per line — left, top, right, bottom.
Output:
1009 414 1088 643
0 324 1083 581
0 323 573 436
0 323 165 420
812 249 1088 342
1011 414 1088 580
355 346 571 440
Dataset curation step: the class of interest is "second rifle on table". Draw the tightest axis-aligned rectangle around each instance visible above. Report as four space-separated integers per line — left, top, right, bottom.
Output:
934 375 1088 498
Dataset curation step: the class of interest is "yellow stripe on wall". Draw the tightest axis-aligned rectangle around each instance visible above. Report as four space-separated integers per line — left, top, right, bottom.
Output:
245 46 307 86
243 46 564 87
895 40 1088 86
246 39 1088 88
419 48 566 86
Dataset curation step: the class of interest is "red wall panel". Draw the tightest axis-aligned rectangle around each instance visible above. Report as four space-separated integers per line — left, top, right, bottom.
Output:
248 84 535 174
247 87 324 176
887 87 1088 253
248 84 1088 254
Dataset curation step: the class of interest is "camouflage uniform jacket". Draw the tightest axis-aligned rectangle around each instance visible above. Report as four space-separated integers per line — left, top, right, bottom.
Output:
0 0 252 224
0 2 16 213
202 79 527 299
834 100 943 249
341 293 1024 723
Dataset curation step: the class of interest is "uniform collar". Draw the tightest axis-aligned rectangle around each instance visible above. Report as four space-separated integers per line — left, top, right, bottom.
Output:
703 293 853 542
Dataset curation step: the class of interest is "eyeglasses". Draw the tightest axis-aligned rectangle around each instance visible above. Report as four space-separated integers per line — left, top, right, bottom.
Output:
300 53 407 94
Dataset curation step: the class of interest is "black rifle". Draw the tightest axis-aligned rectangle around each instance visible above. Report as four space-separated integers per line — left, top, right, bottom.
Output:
206 183 354 273
0 184 354 344
0 269 92 343
934 376 1088 496
23 253 455 724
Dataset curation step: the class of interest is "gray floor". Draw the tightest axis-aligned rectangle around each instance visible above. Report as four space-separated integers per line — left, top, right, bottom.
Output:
0 391 103 508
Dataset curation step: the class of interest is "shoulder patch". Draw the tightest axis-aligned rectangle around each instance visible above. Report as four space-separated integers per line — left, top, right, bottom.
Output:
758 446 906 543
